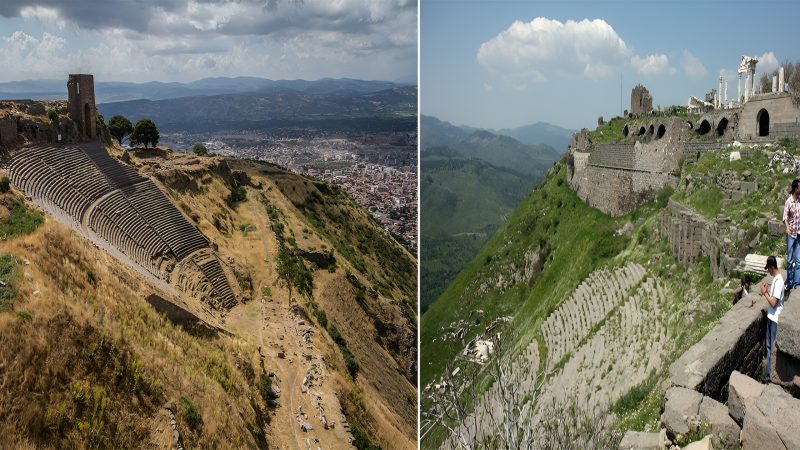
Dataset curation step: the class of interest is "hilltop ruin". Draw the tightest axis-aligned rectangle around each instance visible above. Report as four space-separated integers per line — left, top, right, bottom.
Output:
568 56 800 218
0 75 239 314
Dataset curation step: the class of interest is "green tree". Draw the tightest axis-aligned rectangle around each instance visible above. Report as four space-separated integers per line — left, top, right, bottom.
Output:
276 244 313 302
130 118 159 149
192 143 208 156
107 115 134 145
0 176 9 194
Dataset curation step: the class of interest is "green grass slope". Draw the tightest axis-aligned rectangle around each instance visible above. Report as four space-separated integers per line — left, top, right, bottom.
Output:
421 140 797 448
420 156 534 310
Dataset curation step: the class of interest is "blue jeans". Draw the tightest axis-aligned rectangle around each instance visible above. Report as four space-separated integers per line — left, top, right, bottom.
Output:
765 319 778 381
788 234 800 288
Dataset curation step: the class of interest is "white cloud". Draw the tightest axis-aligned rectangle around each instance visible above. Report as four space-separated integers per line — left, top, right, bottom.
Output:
0 1 418 82
631 53 674 76
682 50 707 78
758 51 779 73
476 17 631 81
482 82 493 92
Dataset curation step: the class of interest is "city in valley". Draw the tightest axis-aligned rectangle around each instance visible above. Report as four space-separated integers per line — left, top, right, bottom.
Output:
160 130 418 254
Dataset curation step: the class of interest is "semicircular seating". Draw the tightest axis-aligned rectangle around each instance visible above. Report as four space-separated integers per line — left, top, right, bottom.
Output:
8 143 236 309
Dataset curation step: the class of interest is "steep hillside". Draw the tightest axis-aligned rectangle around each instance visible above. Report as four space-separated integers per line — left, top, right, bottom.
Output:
419 128 559 311
0 137 417 448
420 139 798 448
420 155 535 310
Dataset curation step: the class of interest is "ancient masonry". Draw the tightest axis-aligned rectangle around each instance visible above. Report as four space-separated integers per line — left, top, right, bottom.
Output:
631 84 653 114
568 56 800 217
5 76 237 311
67 74 97 139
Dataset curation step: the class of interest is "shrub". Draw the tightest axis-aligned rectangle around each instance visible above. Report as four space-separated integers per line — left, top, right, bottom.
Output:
192 143 208 156
15 310 32 321
179 396 202 430
47 107 58 123
0 176 10 193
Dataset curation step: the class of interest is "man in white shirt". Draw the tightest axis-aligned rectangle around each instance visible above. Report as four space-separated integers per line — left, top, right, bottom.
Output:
759 256 784 383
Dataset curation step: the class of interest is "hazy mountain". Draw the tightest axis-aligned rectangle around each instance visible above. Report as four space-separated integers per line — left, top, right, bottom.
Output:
457 130 560 176
420 115 471 148
491 121 574 153
97 86 417 132
0 77 414 103
421 114 572 154
419 123 561 310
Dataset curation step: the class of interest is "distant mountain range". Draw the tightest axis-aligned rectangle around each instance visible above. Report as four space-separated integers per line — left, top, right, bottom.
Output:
420 115 564 310
0 77 415 103
421 114 574 154
97 86 417 133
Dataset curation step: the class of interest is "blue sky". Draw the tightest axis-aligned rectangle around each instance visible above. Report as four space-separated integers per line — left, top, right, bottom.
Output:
0 1 417 83
422 0 799 130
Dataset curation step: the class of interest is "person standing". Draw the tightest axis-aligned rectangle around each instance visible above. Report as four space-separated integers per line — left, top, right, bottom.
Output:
782 179 800 292
759 256 785 384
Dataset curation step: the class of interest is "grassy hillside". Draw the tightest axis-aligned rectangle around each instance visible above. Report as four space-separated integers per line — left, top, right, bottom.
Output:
421 140 795 448
420 155 535 310
419 125 560 312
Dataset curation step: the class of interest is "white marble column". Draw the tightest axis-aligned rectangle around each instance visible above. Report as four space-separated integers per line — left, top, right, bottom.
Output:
780 67 785 92
745 70 750 102
738 73 742 103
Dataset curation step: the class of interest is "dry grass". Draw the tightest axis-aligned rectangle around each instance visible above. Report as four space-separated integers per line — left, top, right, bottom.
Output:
0 208 270 449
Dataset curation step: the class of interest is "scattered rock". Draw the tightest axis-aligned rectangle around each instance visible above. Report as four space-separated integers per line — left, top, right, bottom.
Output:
618 430 662 450
681 435 712 450
698 396 740 447
727 370 764 425
661 386 703 437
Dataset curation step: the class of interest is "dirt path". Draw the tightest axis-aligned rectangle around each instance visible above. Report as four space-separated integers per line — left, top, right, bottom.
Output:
219 199 353 449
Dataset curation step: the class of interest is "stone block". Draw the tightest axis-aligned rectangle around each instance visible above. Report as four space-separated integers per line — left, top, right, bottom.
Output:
776 296 800 359
768 220 785 236
682 435 712 450
741 402 786 450
661 386 702 437
699 396 740 447
774 349 800 386
727 370 764 425
752 384 800 449
618 430 662 450
740 181 758 193
669 297 766 398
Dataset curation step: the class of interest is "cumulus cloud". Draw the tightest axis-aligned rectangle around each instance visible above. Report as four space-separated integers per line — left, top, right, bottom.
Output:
631 53 674 76
682 50 707 78
758 51 779 73
0 0 417 81
476 18 631 81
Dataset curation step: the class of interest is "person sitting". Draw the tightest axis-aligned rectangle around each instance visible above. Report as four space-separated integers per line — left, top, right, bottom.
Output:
733 277 751 305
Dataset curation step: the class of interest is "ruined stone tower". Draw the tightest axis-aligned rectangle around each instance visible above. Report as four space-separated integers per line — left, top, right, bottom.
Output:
631 84 653 115
67 74 97 138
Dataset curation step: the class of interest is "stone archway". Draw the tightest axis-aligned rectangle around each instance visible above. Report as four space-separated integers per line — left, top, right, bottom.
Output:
757 108 769 137
657 124 666 139
697 119 711 135
623 124 629 137
716 117 729 136
638 126 646 136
